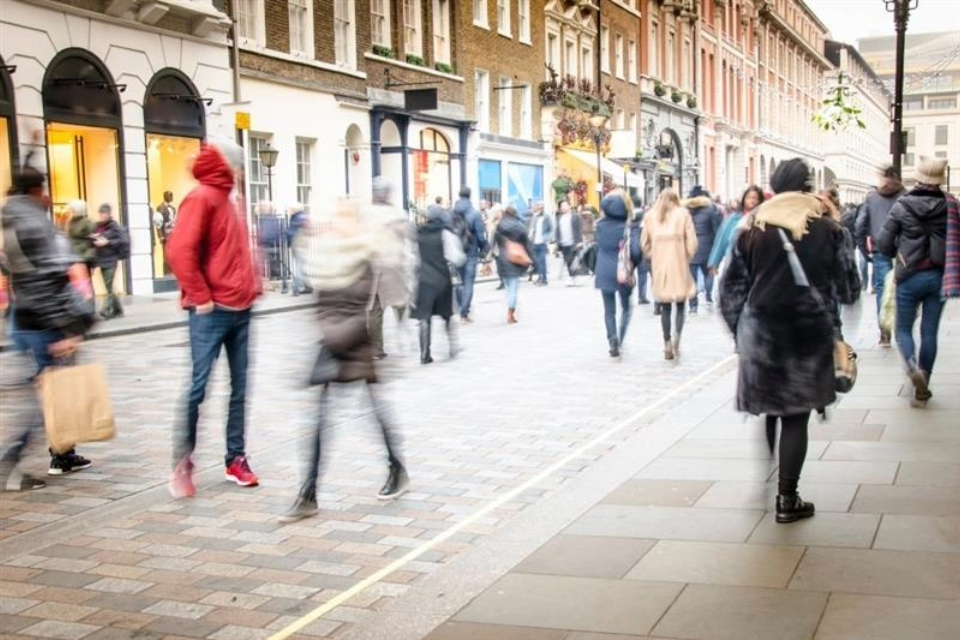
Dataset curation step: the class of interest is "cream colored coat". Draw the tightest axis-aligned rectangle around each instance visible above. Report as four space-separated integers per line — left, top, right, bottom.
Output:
641 205 698 303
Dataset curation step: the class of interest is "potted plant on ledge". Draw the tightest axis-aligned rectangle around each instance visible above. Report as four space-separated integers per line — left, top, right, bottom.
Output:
654 81 667 97
671 88 683 104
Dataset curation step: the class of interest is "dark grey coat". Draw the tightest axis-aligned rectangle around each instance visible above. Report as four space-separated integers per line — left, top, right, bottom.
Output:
494 215 534 279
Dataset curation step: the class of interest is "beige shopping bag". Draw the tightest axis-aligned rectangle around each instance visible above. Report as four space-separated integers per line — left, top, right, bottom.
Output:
40 363 116 454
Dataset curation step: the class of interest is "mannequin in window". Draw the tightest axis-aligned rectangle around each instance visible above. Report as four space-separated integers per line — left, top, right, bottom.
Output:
154 191 177 245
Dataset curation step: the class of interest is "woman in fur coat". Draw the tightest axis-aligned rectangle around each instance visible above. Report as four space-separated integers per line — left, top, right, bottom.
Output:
719 159 859 524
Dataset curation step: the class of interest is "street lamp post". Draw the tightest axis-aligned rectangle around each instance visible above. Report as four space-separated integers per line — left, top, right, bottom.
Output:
257 143 282 289
885 0 918 177
589 107 609 201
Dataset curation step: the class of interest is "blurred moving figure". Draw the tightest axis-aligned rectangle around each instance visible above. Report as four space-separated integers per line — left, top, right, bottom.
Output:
166 140 261 497
683 186 721 314
281 198 407 523
66 200 97 276
555 200 584 285
364 178 413 359
594 191 640 357
494 205 534 324
93 203 128 319
877 157 957 405
452 186 488 323
641 189 697 360
286 204 313 297
413 202 464 364
1 166 95 490
708 186 765 281
720 158 859 524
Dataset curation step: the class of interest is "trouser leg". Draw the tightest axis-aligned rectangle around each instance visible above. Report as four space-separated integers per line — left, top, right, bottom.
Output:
369 295 385 356
777 412 811 496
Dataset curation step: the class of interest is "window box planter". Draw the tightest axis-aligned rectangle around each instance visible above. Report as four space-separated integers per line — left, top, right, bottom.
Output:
372 45 395 59
405 54 426 67
434 62 454 74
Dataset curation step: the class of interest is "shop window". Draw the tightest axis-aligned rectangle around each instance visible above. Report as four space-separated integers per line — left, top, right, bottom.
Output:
507 162 543 215
413 128 451 209
479 159 502 204
146 135 201 277
0 117 10 196
296 139 313 211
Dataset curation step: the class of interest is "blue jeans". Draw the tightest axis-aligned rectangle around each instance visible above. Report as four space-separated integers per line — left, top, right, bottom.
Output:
2 326 64 464
459 255 479 317
175 308 252 467
689 263 713 307
858 251 870 292
895 270 945 375
601 286 633 347
636 261 650 301
872 253 892 316
534 244 548 283
504 276 520 309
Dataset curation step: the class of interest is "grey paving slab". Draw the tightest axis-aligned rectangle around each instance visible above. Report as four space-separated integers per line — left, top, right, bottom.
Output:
425 621 568 640
814 593 960 640
823 441 960 463
652 584 828 640
694 482 858 512
600 479 712 508
566 634 675 640
512 535 656 579
808 424 885 441
797 460 898 485
624 540 805 588
851 485 960 516
749 512 880 549
895 462 960 487
873 515 960 553
634 458 774 482
17 619 101 640
454 573 683 636
565 504 764 543
880 424 960 443
789 547 960 599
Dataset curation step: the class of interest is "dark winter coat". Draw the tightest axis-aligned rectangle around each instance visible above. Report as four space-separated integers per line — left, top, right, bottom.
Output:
494 215 534 279
856 178 904 250
94 219 126 269
452 197 490 256
412 219 454 321
876 185 948 284
527 213 554 246
68 214 97 265
317 267 376 383
1 195 93 336
594 193 640 293
720 193 860 416
685 196 722 265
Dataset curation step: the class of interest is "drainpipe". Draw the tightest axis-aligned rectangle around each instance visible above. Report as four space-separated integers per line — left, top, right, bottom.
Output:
229 0 242 103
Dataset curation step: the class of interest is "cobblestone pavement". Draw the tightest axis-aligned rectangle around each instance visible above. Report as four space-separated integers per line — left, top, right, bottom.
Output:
1 269 738 639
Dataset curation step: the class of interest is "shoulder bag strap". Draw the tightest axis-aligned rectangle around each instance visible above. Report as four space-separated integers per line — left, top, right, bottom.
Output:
776 228 827 311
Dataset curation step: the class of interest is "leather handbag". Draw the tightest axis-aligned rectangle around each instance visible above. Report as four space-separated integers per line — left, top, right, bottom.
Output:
504 238 532 266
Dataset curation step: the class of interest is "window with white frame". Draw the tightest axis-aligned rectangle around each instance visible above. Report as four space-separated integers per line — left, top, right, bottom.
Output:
615 33 624 78
600 26 610 73
498 77 512 136
518 0 531 43
433 0 451 63
497 0 510 36
404 0 422 56
683 38 692 90
288 0 313 56
371 0 391 48
334 0 356 67
628 112 637 136
650 22 659 78
473 0 488 27
582 47 592 83
666 33 675 84
475 69 490 132
247 135 269 210
295 139 313 212
547 32 560 76
616 109 625 130
565 39 576 77
519 84 532 139
628 39 636 83
236 0 263 44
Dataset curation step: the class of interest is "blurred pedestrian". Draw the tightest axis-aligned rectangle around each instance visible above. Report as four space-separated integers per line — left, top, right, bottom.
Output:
631 197 651 304
280 198 408 523
527 202 553 285
683 186 721 314
495 205 534 324
877 157 955 405
286 204 312 297
641 189 697 360
555 200 584 285
166 140 261 497
66 200 97 276
1 166 96 490
595 191 640 357
720 158 859 523
93 203 128 319
708 186 765 279
856 166 905 346
412 202 464 364
364 177 413 360
452 186 489 323
485 203 505 289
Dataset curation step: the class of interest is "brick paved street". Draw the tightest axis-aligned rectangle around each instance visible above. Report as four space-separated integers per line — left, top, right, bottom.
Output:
1 269 958 639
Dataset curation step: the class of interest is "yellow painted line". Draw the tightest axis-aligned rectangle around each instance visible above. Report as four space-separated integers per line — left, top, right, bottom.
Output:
270 354 737 639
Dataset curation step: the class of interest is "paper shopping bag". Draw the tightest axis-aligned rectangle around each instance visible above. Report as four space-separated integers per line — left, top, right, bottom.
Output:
40 363 116 454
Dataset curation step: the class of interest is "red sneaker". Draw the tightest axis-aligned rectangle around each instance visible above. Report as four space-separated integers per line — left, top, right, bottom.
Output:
169 456 195 498
225 456 259 487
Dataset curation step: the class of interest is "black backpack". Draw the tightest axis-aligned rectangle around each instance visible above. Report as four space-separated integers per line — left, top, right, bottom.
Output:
451 210 473 252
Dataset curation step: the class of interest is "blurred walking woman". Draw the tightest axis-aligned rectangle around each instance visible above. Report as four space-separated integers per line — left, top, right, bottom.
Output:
281 199 408 523
595 190 640 357
495 205 534 324
641 189 697 360
720 158 859 524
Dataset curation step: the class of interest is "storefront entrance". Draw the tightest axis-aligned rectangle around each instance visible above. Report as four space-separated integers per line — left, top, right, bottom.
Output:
412 128 452 209
0 55 17 195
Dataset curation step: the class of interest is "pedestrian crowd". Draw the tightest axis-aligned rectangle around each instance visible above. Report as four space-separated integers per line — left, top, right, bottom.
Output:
1 141 958 526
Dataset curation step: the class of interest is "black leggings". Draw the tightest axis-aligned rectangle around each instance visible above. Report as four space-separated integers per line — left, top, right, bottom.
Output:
660 301 686 341
765 412 811 496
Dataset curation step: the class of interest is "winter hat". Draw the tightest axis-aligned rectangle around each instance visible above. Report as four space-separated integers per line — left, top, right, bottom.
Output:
770 158 813 194
689 185 710 199
915 157 948 186
98 203 112 215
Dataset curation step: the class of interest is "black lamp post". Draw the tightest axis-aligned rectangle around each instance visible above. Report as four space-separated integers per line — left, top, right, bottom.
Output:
885 0 917 177
258 143 279 208
257 143 284 289
589 107 609 200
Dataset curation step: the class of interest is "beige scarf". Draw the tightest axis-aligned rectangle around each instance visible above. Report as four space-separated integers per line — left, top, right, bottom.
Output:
747 192 825 241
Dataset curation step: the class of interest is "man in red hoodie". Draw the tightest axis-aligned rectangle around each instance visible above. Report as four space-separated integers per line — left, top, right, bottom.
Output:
166 140 261 497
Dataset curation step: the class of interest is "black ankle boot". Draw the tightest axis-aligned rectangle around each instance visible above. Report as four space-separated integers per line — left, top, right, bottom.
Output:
378 463 409 500
419 321 433 364
279 487 319 523
776 494 815 523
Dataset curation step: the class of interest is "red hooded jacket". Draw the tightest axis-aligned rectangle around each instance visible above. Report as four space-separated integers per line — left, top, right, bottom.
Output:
167 144 260 310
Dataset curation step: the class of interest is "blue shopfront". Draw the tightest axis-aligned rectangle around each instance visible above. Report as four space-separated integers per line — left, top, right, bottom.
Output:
478 158 544 218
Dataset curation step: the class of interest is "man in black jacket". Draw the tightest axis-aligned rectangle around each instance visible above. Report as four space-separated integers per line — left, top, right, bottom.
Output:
93 203 128 319
451 187 488 322
684 186 722 314
1 167 95 490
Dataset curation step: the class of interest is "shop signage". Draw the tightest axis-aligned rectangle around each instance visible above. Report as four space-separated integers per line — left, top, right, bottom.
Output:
235 111 250 131
404 88 438 112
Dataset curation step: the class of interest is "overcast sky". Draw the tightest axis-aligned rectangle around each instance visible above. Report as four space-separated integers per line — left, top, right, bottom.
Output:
804 0 960 45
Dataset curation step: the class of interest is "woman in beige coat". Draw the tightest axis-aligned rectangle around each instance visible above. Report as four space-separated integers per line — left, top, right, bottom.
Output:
641 189 698 360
